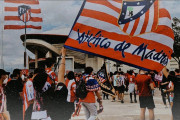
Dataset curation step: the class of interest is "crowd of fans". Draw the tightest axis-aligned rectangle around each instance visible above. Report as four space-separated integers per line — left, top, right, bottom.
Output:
0 47 179 120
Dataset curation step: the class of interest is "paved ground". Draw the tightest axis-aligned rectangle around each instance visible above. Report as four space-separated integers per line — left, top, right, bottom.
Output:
71 88 172 120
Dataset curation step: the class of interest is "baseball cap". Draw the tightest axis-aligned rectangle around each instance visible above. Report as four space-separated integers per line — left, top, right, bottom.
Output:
0 69 9 77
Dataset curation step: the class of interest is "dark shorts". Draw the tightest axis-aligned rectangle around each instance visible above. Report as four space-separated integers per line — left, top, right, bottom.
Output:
118 86 125 93
139 96 155 109
114 86 118 91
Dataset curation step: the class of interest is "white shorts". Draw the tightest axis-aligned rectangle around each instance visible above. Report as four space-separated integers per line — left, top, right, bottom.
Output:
129 83 135 93
82 102 97 120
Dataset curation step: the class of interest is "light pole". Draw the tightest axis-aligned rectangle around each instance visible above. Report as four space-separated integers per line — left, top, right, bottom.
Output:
18 5 31 68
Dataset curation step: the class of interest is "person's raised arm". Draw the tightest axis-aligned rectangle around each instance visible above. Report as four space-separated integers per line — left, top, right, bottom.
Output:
162 67 169 78
58 47 66 84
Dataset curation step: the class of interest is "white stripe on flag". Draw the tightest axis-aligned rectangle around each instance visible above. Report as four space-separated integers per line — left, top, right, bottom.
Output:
145 3 154 32
4 3 40 9
159 17 172 28
4 11 41 18
126 19 135 34
138 33 173 49
108 0 122 10
69 30 171 64
120 24 125 29
77 16 125 35
4 21 42 26
85 2 120 18
134 13 145 35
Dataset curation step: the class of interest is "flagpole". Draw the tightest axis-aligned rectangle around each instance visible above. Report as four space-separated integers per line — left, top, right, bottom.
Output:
24 13 27 68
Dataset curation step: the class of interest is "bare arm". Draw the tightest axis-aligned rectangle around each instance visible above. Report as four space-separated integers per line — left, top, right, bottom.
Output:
162 67 169 78
95 91 102 105
58 47 66 84
135 84 138 91
150 83 154 90
164 84 174 93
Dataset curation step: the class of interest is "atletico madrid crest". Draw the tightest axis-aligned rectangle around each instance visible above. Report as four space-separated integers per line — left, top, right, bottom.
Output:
118 0 157 36
18 5 31 23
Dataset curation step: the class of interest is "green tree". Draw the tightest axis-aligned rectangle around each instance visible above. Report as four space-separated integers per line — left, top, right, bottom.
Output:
172 17 180 69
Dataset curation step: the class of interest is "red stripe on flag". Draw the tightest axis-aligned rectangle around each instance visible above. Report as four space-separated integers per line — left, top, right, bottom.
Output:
65 38 165 72
153 25 174 39
81 9 118 26
140 10 149 34
112 0 122 3
22 14 25 22
5 7 41 14
151 0 158 31
159 8 171 19
4 0 39 4
73 23 173 55
88 0 120 13
4 16 42 22
4 25 41 29
130 17 140 36
123 22 130 33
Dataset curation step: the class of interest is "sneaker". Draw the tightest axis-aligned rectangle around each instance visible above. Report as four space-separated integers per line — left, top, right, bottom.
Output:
111 100 115 102
121 100 124 103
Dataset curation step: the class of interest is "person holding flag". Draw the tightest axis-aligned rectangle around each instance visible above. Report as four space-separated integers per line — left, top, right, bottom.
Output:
162 68 180 120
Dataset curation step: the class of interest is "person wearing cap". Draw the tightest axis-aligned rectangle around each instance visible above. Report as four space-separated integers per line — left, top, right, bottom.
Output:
0 69 10 120
5 68 23 120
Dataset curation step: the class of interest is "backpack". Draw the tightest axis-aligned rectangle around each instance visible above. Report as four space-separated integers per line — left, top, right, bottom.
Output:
75 78 88 99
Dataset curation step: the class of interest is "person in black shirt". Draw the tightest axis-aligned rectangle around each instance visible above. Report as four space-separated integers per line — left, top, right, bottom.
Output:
162 68 180 120
5 69 23 120
32 47 74 120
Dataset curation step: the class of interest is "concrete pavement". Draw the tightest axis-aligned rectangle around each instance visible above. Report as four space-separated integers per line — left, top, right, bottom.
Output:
71 88 172 120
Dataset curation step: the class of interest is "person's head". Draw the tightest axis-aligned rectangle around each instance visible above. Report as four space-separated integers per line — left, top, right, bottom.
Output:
129 70 133 75
12 69 21 78
33 69 48 93
46 58 56 68
114 71 118 75
175 69 179 75
120 71 124 75
34 68 45 75
85 67 93 75
139 69 147 74
28 72 34 79
0 69 9 81
110 72 113 77
169 71 175 76
117 72 120 75
33 68 45 80
67 71 75 80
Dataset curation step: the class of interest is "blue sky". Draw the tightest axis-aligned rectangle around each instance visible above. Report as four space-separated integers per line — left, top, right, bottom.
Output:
0 0 180 72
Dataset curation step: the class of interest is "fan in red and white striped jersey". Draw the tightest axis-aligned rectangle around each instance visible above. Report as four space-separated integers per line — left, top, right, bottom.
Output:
4 0 42 30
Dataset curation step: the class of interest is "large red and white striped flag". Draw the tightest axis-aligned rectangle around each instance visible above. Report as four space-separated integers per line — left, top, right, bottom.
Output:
65 0 174 72
4 0 42 30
